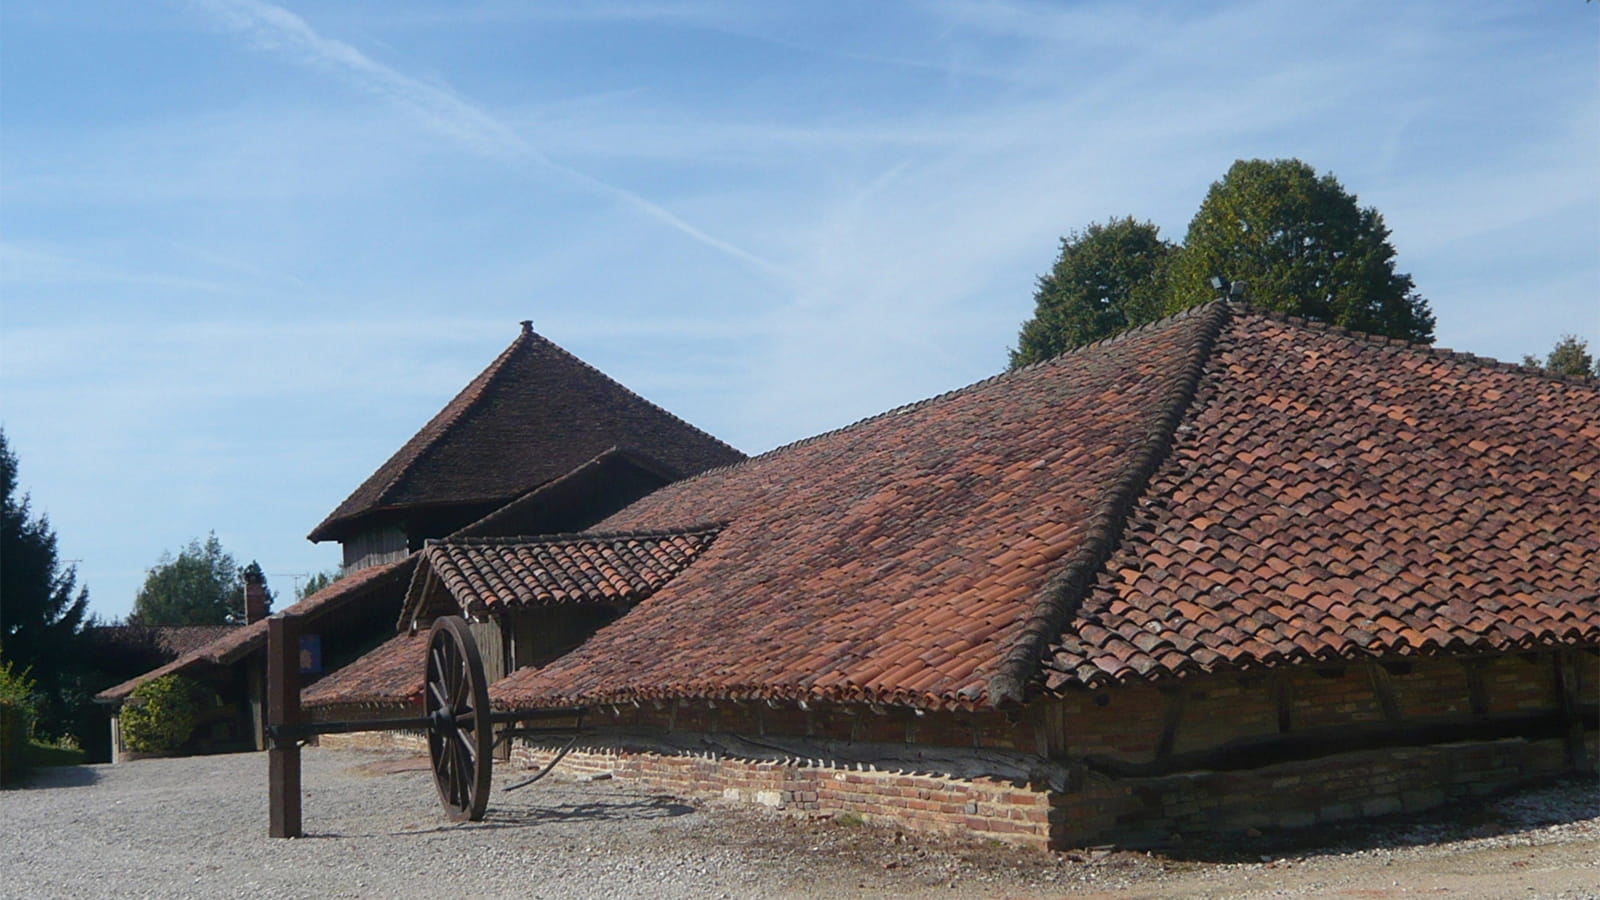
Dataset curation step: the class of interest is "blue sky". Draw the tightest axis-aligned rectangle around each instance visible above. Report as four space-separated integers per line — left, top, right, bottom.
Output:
2 1 1596 622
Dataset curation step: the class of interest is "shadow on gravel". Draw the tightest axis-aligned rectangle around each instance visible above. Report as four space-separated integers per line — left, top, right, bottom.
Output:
291 793 698 839
1135 775 1598 865
5 765 101 790
474 793 697 829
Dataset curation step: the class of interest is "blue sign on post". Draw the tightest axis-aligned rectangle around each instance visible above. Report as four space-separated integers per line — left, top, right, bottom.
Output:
298 634 322 675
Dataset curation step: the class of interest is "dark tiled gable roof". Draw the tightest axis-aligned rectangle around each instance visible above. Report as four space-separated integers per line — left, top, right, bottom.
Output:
493 303 1226 711
410 528 721 621
96 558 416 703
303 631 426 710
493 302 1600 712
308 323 744 542
86 625 240 659
1042 312 1600 688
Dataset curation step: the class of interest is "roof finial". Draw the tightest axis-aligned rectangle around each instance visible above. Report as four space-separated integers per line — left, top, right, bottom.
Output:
520 320 533 335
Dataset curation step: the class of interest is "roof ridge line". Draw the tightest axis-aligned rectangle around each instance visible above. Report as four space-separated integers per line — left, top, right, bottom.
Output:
424 523 726 548
1229 301 1600 389
640 300 1234 493
360 328 535 513
985 299 1233 706
308 327 531 540
524 331 746 461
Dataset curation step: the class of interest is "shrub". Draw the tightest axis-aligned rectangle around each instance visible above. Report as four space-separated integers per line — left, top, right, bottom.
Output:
0 661 38 784
120 674 216 754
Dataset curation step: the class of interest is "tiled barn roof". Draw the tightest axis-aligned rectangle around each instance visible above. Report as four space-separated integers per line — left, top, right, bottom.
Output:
302 631 426 710
406 527 721 622
491 301 1599 712
308 322 743 543
1041 311 1600 689
95 558 416 703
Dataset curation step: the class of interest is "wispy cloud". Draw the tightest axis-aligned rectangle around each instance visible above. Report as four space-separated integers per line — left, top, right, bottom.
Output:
185 0 790 281
4 0 1593 622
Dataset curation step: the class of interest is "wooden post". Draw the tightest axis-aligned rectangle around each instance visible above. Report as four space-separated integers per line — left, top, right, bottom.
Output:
1461 658 1489 718
268 613 302 838
1555 650 1591 774
1366 662 1403 722
1155 687 1185 760
1270 674 1293 734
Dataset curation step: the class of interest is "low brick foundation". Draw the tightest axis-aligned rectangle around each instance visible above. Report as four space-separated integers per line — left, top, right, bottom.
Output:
512 743 1058 847
511 733 1587 849
317 729 428 754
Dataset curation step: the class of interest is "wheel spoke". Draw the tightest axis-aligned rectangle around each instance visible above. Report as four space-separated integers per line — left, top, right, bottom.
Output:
451 738 469 806
454 724 477 766
452 649 469 707
428 679 452 712
428 647 448 705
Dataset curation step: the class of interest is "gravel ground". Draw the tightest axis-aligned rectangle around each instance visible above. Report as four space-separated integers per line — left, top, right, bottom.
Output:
2 748 1596 899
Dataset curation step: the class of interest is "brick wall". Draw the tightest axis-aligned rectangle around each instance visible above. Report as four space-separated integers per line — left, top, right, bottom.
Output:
512 742 1059 848
502 649 1594 849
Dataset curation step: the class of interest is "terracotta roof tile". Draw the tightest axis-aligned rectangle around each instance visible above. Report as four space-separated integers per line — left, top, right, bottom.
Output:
308 324 743 542
302 631 427 710
492 304 1225 711
380 302 1593 715
1042 309 1600 689
95 559 415 703
411 528 721 620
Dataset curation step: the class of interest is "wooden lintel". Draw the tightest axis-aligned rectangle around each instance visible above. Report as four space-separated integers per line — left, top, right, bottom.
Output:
1366 662 1403 722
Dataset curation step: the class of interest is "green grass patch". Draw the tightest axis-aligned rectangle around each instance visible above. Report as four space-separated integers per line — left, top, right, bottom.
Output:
27 740 87 768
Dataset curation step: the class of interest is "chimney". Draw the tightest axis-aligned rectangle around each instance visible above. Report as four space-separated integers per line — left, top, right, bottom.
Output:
244 566 269 624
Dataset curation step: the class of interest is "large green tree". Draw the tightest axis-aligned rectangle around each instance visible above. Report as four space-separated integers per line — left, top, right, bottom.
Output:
1523 334 1598 378
131 535 269 626
1009 217 1176 368
1167 159 1436 343
0 429 91 740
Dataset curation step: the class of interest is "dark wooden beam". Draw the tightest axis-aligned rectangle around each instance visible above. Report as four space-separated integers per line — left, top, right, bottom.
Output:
267 613 302 839
1155 688 1185 761
1270 674 1293 733
1366 662 1402 722
1461 659 1489 717
1555 650 1592 773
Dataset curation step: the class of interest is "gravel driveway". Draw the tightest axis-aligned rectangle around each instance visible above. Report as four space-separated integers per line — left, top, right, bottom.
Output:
3 747 1597 899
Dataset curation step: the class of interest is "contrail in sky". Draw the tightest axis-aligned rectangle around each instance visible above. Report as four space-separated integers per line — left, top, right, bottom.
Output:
187 0 792 282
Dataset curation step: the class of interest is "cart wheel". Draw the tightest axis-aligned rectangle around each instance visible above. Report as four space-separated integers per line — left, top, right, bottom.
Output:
424 616 493 822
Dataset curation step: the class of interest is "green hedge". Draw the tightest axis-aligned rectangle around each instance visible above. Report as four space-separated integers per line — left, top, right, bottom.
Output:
0 662 36 784
120 674 217 754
